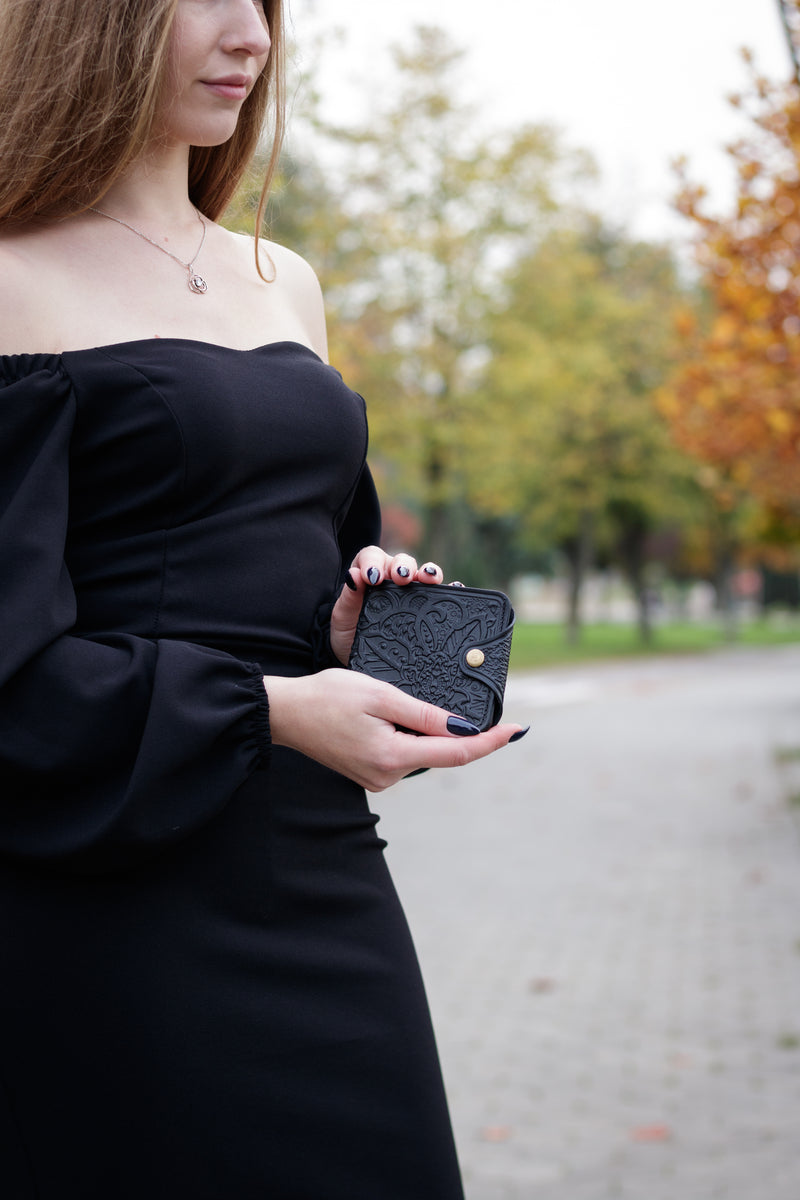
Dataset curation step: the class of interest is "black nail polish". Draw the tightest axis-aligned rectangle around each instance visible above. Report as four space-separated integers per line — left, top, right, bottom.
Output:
344 574 357 592
366 567 380 585
397 565 411 578
446 715 481 737
424 565 438 576
508 725 530 744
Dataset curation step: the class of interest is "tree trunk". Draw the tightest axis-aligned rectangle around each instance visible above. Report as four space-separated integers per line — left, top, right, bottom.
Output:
714 545 738 642
423 439 452 571
636 581 652 644
619 524 652 645
710 509 739 641
426 498 451 573
563 510 594 645
628 561 653 645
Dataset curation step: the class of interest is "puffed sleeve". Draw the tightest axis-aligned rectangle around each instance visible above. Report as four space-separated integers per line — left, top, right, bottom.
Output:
336 459 382 575
310 458 382 671
0 358 270 871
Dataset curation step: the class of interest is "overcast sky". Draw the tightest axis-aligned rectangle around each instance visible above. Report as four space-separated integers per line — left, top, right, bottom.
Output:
288 0 792 245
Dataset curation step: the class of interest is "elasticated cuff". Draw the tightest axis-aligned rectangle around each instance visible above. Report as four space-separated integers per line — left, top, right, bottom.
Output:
242 664 272 769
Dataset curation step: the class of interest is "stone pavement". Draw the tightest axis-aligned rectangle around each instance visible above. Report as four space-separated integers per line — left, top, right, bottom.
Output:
380 644 800 1200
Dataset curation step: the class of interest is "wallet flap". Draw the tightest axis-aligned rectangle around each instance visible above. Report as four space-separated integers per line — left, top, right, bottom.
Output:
458 620 515 719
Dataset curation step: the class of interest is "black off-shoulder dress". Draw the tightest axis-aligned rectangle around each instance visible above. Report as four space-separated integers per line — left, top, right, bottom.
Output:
0 340 464 1200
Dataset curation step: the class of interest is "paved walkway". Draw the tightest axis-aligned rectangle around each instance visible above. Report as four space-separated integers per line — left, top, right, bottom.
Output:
381 644 800 1200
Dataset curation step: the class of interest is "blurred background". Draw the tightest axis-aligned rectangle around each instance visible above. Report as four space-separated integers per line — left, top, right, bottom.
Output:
226 0 800 666
225 5 800 1196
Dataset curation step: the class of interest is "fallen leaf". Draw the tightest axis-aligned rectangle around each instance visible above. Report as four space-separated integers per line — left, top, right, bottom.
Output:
480 1125 513 1143
529 978 557 994
630 1124 672 1143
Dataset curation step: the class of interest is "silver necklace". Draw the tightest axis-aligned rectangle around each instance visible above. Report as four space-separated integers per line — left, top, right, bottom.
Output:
88 205 209 294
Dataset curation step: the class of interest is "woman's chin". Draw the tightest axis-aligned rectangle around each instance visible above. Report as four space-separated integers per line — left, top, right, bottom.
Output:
152 113 242 152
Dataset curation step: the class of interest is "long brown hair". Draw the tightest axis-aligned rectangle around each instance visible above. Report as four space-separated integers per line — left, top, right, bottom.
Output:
0 0 285 247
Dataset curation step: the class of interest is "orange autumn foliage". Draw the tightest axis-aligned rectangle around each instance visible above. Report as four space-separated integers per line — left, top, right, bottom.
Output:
660 44 800 534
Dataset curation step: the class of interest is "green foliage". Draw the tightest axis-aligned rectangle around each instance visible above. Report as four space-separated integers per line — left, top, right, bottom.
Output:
326 29 586 564
774 746 800 764
467 225 687 524
464 220 706 637
509 617 800 670
231 25 594 569
224 22 764 627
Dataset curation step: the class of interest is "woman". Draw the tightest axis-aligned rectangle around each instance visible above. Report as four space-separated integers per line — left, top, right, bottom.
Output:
0 1 526 1196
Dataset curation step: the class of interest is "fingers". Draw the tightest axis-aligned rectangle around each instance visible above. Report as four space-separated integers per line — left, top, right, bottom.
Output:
362 719 528 790
346 546 391 588
346 547 443 588
387 552 418 583
348 548 418 587
395 722 526 778
415 561 443 584
361 684 530 785
329 546 438 665
379 689 524 744
267 669 529 794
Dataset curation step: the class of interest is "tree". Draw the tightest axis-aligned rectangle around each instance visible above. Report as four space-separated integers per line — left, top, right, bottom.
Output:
660 42 800 557
466 221 697 642
288 25 593 570
225 24 708 629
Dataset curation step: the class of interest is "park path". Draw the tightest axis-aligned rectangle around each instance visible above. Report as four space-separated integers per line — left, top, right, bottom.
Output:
381 644 800 1200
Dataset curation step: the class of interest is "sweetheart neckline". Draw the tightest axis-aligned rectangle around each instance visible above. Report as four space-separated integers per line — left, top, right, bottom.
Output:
2 338 324 364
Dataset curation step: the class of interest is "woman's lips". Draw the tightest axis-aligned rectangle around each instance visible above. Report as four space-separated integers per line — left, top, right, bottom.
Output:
202 77 250 100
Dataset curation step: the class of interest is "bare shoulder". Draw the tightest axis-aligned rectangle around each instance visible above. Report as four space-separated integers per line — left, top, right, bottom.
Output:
0 232 54 354
224 229 323 294
262 239 322 290
263 238 325 305
221 228 328 358
275 243 328 361
258 236 328 361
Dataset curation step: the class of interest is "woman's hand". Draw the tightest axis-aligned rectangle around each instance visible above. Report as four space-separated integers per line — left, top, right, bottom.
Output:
265 669 527 792
329 546 443 666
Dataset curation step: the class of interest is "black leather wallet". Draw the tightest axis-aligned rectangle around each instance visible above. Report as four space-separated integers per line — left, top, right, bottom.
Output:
348 582 515 730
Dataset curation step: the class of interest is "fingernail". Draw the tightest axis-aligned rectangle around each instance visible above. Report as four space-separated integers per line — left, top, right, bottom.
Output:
397 565 411 578
344 573 357 592
424 565 438 576
508 725 530 744
367 567 380 585
447 715 481 737
449 580 465 588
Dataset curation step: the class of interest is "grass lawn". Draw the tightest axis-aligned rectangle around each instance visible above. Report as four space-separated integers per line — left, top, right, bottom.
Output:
509 617 800 671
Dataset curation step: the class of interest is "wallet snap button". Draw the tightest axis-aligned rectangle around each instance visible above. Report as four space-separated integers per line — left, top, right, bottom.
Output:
465 648 485 668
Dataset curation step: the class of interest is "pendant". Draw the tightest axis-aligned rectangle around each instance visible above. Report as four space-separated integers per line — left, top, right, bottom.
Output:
188 273 208 295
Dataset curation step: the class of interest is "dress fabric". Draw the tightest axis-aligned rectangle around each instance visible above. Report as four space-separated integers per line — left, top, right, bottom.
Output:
0 340 464 1200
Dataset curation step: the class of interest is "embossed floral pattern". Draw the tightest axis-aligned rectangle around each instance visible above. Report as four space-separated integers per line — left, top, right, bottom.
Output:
349 584 514 729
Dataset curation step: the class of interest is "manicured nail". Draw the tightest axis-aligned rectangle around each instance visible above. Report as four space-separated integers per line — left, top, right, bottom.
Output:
446 715 481 737
424 565 438 576
367 567 380 585
508 725 530 744
344 573 357 592
449 580 465 588
397 564 411 578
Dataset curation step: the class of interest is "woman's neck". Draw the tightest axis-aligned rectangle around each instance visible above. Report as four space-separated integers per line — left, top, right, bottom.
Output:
97 142 198 227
